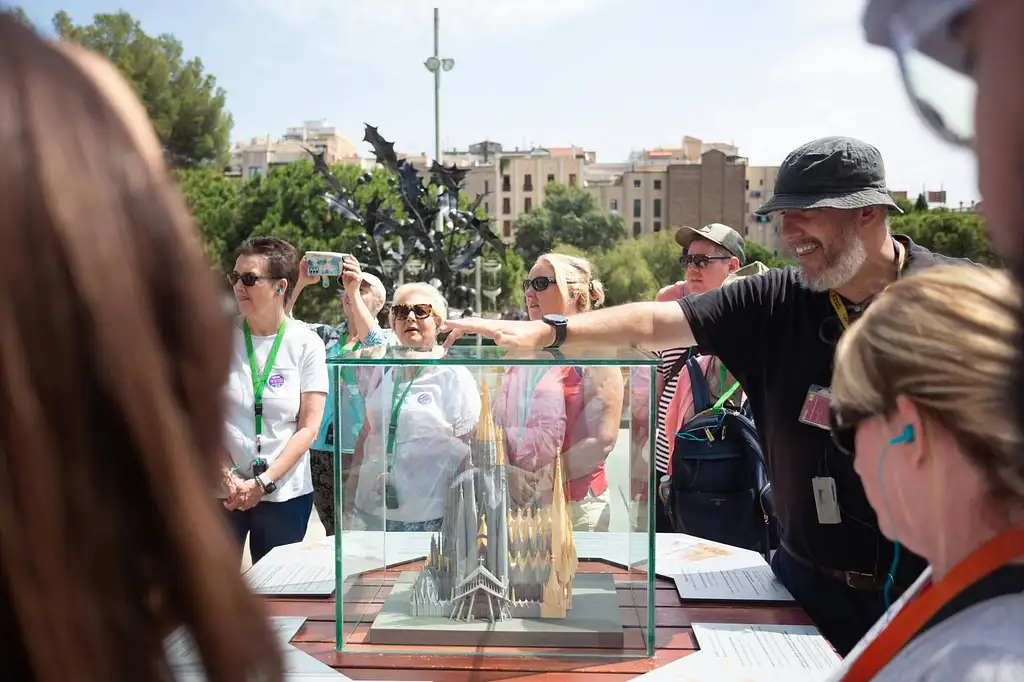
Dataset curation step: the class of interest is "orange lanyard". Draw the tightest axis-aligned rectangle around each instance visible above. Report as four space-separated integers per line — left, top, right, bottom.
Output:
840 525 1024 681
829 240 906 330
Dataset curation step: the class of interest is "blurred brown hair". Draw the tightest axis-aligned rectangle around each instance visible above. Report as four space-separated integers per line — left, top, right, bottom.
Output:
0 14 282 682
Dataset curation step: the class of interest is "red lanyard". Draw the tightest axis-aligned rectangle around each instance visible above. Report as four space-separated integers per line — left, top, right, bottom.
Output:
841 525 1024 681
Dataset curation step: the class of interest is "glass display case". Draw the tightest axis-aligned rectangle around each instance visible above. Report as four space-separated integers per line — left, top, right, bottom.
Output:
331 344 657 659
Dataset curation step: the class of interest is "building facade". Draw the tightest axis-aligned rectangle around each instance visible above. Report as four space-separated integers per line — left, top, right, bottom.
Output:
226 119 361 180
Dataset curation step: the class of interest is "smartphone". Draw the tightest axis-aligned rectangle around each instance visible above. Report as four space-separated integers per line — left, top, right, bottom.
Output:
304 251 351 278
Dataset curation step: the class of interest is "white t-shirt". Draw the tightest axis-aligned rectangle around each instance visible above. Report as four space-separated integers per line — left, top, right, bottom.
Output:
354 365 481 523
222 320 329 503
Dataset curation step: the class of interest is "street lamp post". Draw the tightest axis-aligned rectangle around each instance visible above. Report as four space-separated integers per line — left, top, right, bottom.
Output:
424 9 482 319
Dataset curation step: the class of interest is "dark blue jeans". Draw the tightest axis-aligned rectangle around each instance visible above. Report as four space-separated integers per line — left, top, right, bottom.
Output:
225 492 314 565
771 546 889 656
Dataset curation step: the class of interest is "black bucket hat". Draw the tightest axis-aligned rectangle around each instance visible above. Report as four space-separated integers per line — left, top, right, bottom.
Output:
755 136 903 215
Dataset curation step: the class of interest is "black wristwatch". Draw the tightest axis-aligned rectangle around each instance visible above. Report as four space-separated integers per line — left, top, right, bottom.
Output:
255 472 277 495
542 314 568 349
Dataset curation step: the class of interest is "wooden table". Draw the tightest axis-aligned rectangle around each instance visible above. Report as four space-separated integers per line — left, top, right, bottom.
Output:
264 557 813 681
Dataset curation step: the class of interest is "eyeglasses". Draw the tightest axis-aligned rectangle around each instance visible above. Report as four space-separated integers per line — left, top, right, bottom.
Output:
828 405 874 456
681 254 731 269
888 0 976 147
227 272 273 287
523 276 556 292
391 303 434 320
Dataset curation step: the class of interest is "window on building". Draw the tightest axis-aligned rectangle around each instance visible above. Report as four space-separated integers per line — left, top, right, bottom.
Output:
774 225 779 234
502 174 511 192
547 173 555 184
745 179 750 190
484 202 489 215
610 198 618 211
653 198 662 218
568 173 577 187
653 221 662 232
760 179 764 186
502 197 511 214
633 221 641 237
484 180 490 194
248 167 260 178
653 179 662 190
633 199 641 218
523 174 533 191
633 179 641 189
524 197 532 213
503 220 512 238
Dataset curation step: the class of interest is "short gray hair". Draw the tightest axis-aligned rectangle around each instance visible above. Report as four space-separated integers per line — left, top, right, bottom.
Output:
392 282 448 319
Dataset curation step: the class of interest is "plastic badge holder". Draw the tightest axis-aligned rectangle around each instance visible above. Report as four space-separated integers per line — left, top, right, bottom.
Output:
305 251 350 288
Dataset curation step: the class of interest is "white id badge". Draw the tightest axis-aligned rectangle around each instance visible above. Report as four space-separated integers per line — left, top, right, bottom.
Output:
812 476 842 524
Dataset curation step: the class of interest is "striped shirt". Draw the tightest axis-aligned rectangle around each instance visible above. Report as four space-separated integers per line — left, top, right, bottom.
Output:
655 347 692 474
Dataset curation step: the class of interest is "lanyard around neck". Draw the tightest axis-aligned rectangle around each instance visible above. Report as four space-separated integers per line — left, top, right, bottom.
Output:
830 238 907 330
386 366 425 460
243 318 288 445
841 524 1024 681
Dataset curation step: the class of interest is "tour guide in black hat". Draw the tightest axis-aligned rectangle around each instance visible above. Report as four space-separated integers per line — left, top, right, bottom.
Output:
442 135 977 655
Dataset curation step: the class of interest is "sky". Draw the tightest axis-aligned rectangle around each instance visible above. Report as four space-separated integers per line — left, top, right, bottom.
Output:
22 0 980 206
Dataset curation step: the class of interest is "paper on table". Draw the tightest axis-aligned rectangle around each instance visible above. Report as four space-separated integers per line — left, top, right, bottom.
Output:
628 651 764 681
691 623 840 681
674 565 794 602
245 561 336 596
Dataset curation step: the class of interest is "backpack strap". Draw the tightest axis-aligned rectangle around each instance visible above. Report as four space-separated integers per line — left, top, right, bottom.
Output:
664 347 694 385
685 356 714 413
712 362 740 411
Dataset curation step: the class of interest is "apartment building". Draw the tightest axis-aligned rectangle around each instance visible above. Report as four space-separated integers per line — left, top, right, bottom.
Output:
586 137 748 239
405 141 592 241
744 165 784 256
226 120 361 180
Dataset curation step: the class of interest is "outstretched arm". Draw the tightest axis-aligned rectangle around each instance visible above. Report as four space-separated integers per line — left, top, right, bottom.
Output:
443 301 694 352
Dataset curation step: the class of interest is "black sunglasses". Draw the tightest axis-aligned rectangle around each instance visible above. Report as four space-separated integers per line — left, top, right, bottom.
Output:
227 272 274 287
828 405 874 456
680 254 731 269
391 303 434 320
523 276 556 292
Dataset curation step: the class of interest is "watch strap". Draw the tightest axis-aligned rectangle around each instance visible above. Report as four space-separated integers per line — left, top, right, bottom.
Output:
543 317 567 349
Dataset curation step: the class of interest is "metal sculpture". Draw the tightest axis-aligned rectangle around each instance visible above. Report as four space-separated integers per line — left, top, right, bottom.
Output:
308 124 505 310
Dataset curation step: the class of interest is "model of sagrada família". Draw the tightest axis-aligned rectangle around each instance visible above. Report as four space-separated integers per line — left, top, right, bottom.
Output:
408 383 579 622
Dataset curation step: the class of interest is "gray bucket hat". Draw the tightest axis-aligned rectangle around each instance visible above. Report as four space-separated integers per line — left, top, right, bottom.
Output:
755 137 903 215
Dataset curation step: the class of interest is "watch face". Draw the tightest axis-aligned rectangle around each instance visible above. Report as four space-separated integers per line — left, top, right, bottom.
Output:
543 314 568 325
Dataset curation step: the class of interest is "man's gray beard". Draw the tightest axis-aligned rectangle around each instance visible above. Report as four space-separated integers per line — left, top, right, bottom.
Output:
800 225 868 292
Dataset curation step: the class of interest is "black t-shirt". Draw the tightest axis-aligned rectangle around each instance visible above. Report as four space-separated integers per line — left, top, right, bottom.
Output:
678 236 972 584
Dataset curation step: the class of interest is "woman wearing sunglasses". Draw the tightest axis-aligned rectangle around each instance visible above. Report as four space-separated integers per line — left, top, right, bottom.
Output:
826 265 1024 681
223 237 328 564
493 254 623 531
345 283 481 531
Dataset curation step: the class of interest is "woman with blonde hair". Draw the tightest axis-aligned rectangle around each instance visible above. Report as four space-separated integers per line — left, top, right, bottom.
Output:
493 253 624 531
827 266 1024 681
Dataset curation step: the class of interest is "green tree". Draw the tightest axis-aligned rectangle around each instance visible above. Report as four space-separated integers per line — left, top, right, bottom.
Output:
914 192 930 212
52 10 232 167
893 195 915 214
5 5 33 27
892 209 997 265
514 183 627 263
744 241 796 269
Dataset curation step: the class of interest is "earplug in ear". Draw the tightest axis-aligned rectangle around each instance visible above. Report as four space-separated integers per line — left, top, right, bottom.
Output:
277 287 283 294
889 424 915 445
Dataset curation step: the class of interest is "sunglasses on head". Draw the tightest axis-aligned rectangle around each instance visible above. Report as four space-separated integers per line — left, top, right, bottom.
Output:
227 272 274 287
523 276 556 292
680 254 731 269
828 405 875 456
391 303 434 320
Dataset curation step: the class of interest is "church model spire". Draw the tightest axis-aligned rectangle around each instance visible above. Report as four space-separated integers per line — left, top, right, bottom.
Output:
408 380 579 623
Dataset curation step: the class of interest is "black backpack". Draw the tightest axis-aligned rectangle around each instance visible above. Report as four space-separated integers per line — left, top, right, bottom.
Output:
666 356 777 560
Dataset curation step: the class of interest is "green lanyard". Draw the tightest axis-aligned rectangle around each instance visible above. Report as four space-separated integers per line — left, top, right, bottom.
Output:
243 318 288 454
714 362 740 411
385 366 425 463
